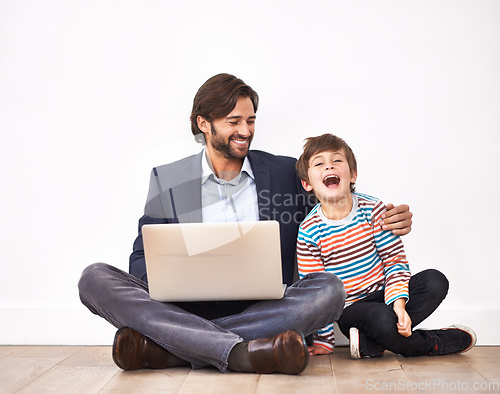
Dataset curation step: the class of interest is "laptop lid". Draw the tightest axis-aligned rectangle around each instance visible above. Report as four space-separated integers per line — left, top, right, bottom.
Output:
142 220 284 302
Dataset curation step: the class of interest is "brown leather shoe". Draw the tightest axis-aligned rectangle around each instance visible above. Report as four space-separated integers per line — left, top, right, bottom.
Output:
112 327 176 370
247 330 309 375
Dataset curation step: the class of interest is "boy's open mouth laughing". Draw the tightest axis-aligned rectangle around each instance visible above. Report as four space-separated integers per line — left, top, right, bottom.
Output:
323 174 340 188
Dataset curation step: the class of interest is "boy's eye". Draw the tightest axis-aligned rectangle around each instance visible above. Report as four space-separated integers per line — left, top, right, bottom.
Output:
314 162 323 167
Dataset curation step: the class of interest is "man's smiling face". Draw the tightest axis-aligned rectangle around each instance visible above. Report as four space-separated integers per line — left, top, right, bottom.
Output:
205 96 256 160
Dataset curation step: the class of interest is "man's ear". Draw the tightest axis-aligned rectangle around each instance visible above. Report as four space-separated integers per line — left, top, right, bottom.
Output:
197 116 210 134
301 179 313 192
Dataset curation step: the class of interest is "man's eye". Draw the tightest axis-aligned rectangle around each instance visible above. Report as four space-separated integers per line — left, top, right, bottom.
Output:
247 120 255 125
229 121 238 125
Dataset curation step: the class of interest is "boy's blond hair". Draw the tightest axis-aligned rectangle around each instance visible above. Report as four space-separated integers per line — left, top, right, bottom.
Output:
296 134 357 193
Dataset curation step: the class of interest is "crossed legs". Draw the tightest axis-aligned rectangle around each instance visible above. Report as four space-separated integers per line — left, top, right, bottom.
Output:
78 263 345 372
338 269 450 357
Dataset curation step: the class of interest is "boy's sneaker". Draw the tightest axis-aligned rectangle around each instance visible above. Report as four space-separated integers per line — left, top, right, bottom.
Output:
349 327 385 359
426 325 477 355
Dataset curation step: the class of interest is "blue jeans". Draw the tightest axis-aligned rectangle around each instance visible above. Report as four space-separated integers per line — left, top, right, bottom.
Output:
78 263 345 372
338 269 449 357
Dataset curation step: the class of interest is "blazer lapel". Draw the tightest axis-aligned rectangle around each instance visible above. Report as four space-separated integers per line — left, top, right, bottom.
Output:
248 152 271 220
170 151 203 223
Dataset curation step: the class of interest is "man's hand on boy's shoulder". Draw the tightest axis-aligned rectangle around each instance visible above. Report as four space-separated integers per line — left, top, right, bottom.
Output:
380 203 413 236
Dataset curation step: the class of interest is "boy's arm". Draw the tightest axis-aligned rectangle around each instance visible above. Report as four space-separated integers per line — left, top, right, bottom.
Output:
372 204 412 337
297 228 336 354
296 228 325 278
393 298 412 337
371 201 411 306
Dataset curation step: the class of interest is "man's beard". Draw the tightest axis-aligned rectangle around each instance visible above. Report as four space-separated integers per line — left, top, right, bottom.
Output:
209 123 252 159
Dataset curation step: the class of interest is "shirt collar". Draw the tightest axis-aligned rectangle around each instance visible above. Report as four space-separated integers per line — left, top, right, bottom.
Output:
201 148 255 184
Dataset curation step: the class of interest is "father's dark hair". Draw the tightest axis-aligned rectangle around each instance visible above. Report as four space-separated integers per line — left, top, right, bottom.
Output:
296 133 357 193
190 73 259 136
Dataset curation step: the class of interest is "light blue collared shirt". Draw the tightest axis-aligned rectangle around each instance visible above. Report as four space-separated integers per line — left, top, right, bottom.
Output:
201 149 259 223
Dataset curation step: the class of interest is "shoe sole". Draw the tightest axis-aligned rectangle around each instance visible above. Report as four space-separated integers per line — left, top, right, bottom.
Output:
280 330 309 374
112 327 134 370
294 330 310 374
349 327 361 359
450 324 477 353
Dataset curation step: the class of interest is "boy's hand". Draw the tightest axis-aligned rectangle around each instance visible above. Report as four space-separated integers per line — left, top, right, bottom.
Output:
381 203 413 236
307 345 332 356
393 299 412 337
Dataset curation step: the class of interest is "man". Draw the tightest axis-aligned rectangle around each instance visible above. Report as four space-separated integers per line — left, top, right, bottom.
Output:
78 73 413 374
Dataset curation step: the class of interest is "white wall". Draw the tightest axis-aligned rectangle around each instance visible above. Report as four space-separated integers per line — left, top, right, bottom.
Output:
1 0 499 345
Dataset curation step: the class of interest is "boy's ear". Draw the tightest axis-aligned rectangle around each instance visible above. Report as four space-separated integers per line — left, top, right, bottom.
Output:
351 171 357 183
301 179 313 192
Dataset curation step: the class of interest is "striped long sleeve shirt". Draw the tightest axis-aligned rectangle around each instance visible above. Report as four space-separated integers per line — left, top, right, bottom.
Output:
297 193 411 352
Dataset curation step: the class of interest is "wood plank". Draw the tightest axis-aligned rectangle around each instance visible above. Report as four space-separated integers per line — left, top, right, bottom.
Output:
0 346 498 394
174 353 335 394
0 347 17 359
177 368 259 394
256 354 335 394
394 352 471 367
465 357 500 385
331 348 406 375
16 366 118 394
331 348 412 393
58 346 114 367
2 346 82 359
464 346 500 359
100 367 191 394
0 357 63 394
398 354 492 393
0 347 84 394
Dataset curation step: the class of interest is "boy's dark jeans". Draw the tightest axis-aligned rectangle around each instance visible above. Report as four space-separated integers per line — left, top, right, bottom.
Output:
338 269 449 357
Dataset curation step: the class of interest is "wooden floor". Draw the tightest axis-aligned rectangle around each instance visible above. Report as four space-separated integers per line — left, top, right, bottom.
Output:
0 346 499 393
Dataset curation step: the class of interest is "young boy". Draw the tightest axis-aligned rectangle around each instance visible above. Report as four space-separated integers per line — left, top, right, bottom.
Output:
295 133 476 358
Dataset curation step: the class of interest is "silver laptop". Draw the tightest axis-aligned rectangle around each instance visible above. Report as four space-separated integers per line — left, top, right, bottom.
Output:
142 220 285 302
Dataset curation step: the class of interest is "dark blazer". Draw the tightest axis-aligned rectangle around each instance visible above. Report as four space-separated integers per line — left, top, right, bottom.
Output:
129 150 313 317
